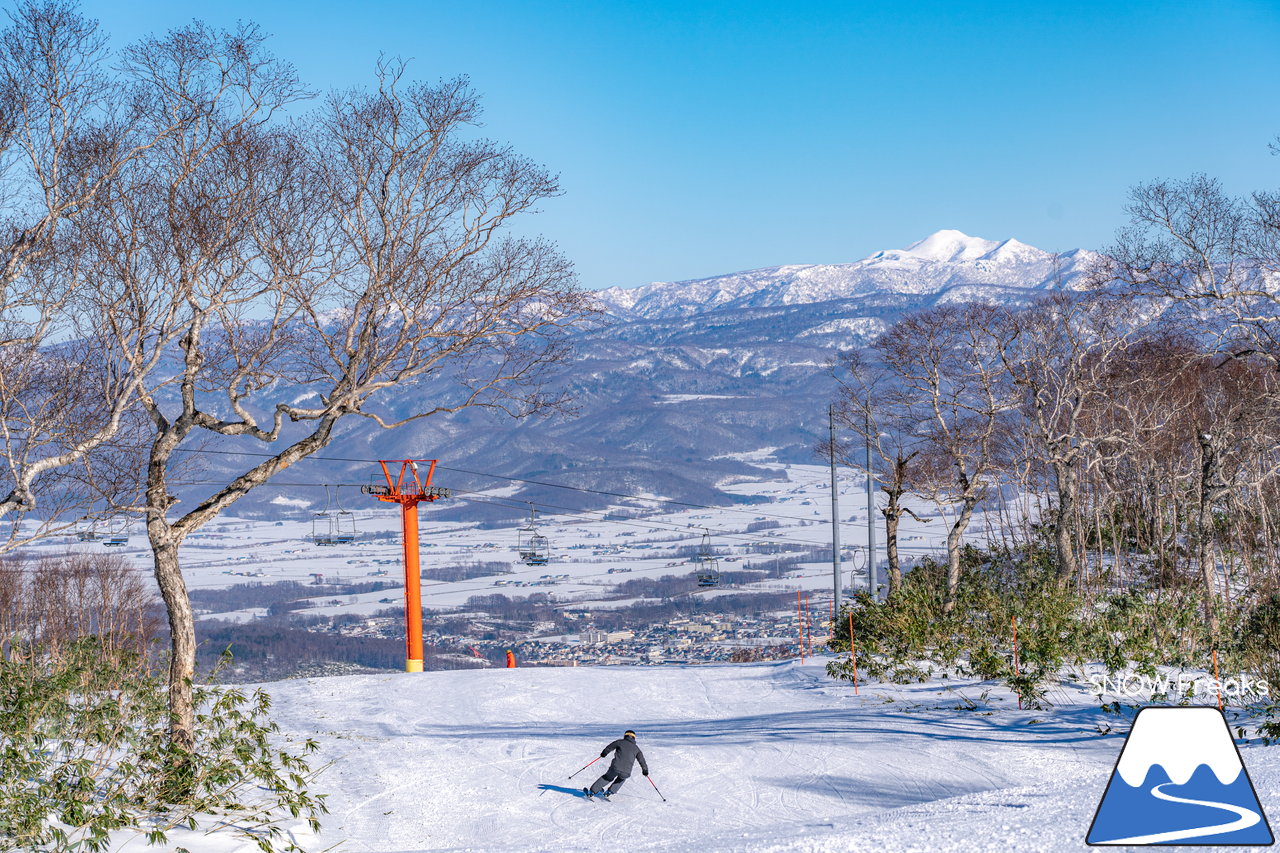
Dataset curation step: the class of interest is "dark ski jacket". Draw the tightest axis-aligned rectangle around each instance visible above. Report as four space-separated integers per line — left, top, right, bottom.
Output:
601 734 648 778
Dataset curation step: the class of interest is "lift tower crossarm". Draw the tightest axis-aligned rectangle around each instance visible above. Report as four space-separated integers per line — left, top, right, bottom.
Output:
362 460 452 672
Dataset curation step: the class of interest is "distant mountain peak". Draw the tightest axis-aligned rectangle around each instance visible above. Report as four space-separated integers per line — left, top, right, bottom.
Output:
595 231 1096 321
901 229 1002 262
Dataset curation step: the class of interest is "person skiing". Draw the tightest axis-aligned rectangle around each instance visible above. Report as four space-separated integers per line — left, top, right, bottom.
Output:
584 730 648 801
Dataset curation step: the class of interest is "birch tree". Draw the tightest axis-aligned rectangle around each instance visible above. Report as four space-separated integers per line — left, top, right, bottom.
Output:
0 1 168 538
873 303 1017 615
1106 174 1280 366
831 350 929 598
73 36 593 756
993 292 1139 584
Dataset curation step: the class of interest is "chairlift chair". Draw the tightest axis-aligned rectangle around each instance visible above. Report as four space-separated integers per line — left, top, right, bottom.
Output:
523 532 550 566
75 517 99 542
312 485 357 546
331 487 357 545
517 505 551 566
312 510 338 546
331 514 356 545
695 528 720 587
101 518 130 547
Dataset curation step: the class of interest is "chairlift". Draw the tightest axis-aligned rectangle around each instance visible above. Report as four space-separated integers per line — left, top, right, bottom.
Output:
332 486 356 545
517 504 550 566
695 527 720 587
75 516 100 542
312 486 357 546
101 517 131 547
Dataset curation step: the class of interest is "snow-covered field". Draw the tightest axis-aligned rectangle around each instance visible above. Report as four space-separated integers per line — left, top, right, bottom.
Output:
26 461 1018 621
109 659 1279 852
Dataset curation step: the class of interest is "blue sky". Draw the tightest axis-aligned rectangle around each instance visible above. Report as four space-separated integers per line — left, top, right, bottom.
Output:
78 1 1280 289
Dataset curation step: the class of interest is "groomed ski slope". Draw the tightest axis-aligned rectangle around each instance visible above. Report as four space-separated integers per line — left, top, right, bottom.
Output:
126 660 1280 853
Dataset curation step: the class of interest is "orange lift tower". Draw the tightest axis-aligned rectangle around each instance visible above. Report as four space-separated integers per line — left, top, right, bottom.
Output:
362 460 451 672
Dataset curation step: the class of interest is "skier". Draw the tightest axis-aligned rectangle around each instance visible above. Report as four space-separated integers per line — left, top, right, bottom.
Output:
584 730 648 801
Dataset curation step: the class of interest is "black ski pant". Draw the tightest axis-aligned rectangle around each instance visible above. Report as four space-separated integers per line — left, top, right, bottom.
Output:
589 769 629 795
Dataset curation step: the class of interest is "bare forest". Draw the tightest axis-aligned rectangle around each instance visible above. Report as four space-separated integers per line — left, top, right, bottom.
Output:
829 173 1280 712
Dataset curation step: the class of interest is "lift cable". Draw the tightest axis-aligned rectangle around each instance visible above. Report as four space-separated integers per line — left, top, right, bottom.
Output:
113 443 864 529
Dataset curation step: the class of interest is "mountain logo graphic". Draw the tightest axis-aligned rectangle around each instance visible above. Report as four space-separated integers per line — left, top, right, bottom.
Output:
1087 706 1273 846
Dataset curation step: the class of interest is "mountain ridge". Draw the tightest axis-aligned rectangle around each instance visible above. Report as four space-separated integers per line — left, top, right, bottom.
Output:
596 229 1098 320
183 230 1101 519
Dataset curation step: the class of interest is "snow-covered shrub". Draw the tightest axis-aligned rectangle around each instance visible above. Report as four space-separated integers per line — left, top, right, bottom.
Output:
0 639 326 852
827 545 1088 709
825 542 1280 728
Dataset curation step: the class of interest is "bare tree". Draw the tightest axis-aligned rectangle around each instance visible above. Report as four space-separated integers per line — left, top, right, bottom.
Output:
1184 353 1280 639
1106 174 1280 367
0 550 157 661
0 2 238 544
1105 170 1280 637
872 303 1017 615
830 350 928 598
72 39 594 753
992 292 1140 584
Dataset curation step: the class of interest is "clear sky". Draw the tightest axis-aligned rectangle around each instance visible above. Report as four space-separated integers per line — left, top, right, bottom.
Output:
77 0 1280 289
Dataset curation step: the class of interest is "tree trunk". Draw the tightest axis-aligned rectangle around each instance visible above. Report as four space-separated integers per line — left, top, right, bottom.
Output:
1196 433 1222 642
1052 458 1079 585
150 524 196 754
884 504 902 598
941 500 977 616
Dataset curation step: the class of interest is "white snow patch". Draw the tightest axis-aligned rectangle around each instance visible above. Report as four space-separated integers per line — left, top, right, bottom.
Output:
656 394 748 404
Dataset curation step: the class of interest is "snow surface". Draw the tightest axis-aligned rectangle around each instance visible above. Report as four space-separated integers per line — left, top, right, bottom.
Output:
107 661 1279 852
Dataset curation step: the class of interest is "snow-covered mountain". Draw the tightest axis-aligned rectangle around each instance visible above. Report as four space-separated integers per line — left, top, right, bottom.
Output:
596 229 1098 321
192 231 1101 520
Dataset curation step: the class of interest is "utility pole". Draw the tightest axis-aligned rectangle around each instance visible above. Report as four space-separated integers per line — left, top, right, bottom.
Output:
865 402 877 600
829 405 842 613
364 459 451 672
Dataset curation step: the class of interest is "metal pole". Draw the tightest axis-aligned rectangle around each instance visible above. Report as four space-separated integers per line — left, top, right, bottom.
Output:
569 756 602 779
865 403 877 600
402 499 424 672
829 405 842 613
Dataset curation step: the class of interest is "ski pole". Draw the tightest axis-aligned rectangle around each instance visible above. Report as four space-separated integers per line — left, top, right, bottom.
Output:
647 775 667 802
569 757 601 780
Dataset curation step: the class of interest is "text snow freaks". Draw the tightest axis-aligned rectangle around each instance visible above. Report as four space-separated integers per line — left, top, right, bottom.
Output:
1089 671 1271 702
